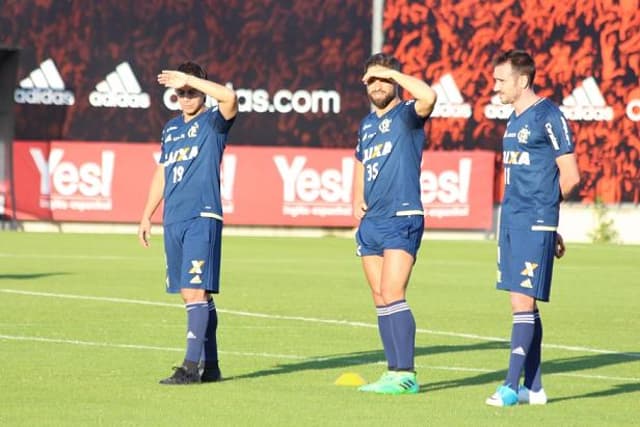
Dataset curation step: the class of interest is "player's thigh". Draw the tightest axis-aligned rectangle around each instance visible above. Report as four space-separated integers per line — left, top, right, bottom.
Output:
164 221 185 293
380 249 415 294
498 228 556 301
180 217 223 293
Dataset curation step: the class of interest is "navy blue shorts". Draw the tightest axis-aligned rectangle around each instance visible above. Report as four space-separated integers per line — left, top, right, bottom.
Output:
355 215 425 258
496 227 556 302
163 217 223 294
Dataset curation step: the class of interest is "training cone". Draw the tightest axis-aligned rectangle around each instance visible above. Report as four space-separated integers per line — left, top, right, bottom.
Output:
334 372 367 386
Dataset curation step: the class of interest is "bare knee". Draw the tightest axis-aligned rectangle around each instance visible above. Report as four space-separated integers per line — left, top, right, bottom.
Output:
380 289 406 305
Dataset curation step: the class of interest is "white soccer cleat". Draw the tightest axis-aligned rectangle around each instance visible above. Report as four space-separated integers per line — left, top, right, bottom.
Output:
518 386 548 405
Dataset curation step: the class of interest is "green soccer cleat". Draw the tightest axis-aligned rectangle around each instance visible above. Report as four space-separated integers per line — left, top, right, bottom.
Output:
357 371 395 392
374 371 419 395
359 371 419 395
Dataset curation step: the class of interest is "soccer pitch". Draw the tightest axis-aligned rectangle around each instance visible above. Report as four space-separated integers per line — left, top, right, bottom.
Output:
1 232 638 426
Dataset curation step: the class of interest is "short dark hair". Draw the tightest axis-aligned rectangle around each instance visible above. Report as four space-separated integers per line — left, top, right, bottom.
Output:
364 53 401 73
177 61 207 80
493 50 536 88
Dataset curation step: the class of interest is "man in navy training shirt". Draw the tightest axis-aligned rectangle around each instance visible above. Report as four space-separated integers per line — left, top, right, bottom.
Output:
486 50 580 406
353 53 437 395
138 61 238 385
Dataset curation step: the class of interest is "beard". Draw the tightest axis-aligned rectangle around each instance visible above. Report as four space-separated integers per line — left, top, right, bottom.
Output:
368 90 396 109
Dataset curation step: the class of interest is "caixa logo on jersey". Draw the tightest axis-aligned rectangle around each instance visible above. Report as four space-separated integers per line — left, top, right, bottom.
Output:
154 150 237 214
14 58 75 106
29 148 115 211
89 62 150 108
274 155 353 218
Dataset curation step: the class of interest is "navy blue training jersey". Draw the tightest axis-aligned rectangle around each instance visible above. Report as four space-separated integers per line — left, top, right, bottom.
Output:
501 98 574 230
160 107 234 225
355 100 427 218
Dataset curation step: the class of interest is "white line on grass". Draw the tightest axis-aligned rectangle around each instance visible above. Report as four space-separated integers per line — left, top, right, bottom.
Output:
2 288 639 359
0 253 135 260
1 333 637 383
0 334 306 360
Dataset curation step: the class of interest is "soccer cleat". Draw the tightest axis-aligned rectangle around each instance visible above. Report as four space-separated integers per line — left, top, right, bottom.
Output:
201 367 222 383
159 366 201 385
486 385 519 407
358 371 395 392
375 371 419 395
518 386 548 405
359 371 419 395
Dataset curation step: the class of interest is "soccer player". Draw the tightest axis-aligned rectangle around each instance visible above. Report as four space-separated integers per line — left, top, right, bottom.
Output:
138 61 238 385
485 50 580 406
352 53 437 395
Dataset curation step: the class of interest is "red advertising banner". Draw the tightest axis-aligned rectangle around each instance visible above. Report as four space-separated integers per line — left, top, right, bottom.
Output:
12 141 494 229
12 141 161 223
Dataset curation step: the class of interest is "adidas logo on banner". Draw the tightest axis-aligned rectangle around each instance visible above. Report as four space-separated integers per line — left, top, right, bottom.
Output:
89 62 150 108
484 94 514 120
560 77 613 121
14 58 75 106
431 73 471 118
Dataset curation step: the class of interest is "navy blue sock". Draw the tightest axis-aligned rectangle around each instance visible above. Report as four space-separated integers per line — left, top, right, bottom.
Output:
184 301 209 364
524 310 543 391
504 311 535 391
388 300 416 371
203 297 219 370
376 305 396 370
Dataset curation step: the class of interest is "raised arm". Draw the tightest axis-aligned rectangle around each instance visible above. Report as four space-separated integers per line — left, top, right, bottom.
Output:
158 70 238 120
362 67 437 118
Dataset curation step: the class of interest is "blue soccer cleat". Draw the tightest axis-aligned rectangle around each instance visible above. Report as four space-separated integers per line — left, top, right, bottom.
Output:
486 385 519 406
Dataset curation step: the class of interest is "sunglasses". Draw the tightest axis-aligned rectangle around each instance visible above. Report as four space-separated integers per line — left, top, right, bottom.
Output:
175 88 203 98
365 77 394 85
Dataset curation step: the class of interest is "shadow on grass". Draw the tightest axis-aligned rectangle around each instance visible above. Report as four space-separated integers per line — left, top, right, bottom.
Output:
227 340 506 387
0 272 69 280
228 341 639 400
550 382 640 402
422 351 640 401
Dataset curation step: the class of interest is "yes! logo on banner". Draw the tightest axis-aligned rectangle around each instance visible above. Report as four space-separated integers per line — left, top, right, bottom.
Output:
30 147 115 212
274 155 354 218
220 155 237 214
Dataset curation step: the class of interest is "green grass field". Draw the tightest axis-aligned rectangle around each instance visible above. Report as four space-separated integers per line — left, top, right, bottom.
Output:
1 232 638 426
